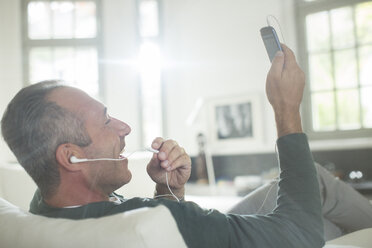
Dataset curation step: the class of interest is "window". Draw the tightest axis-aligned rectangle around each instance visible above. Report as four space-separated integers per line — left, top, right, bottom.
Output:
297 0 372 139
136 0 163 146
22 0 101 98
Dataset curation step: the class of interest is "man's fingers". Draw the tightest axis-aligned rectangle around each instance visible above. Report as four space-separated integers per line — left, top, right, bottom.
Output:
281 44 297 67
167 146 184 163
151 137 164 150
281 44 294 57
159 139 178 156
167 154 191 174
147 138 191 188
269 50 285 80
160 143 190 173
160 143 185 170
149 137 190 175
152 139 177 164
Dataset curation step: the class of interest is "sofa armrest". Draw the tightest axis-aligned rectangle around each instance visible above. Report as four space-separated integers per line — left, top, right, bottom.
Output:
324 228 372 248
0 197 186 248
0 163 37 210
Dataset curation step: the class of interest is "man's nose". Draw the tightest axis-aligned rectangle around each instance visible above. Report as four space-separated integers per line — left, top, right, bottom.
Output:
111 117 131 137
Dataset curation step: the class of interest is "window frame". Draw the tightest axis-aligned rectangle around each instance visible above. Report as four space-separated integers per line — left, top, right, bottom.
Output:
296 0 372 140
135 0 165 147
21 0 104 100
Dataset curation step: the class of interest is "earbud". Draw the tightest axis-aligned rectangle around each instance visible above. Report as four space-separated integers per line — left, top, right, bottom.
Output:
69 155 126 164
70 156 88 163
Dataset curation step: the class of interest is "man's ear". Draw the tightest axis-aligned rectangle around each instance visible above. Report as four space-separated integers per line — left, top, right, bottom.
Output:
56 143 85 172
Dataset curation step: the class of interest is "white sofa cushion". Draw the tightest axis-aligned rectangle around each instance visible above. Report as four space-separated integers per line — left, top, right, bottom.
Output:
324 228 372 248
0 197 187 248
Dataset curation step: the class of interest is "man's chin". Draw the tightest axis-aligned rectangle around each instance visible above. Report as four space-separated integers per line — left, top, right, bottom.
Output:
112 172 132 193
122 170 132 185
126 171 132 183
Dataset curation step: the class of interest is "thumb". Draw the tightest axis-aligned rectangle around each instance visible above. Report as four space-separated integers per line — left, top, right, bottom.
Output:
269 50 285 78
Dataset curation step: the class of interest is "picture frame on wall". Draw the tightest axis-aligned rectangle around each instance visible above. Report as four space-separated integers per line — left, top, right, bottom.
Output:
206 94 263 155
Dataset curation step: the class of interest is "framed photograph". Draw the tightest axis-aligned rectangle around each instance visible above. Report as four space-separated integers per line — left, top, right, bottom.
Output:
206 94 263 154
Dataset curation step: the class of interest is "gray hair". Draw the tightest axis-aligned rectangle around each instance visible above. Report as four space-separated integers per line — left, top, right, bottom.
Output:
1 80 92 198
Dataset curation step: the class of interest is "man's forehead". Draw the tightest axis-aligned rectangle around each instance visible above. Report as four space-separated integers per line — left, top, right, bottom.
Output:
48 87 103 116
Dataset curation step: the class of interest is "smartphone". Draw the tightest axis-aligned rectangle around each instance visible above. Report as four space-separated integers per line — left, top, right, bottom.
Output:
260 26 282 62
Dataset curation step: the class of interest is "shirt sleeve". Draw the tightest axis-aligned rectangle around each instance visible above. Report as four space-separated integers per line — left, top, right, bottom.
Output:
163 133 324 248
225 133 325 248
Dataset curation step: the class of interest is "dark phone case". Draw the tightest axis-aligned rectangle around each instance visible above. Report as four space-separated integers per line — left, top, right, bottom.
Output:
260 26 282 62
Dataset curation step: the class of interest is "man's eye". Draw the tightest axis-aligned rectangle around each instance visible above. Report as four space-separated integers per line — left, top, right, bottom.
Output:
105 116 111 125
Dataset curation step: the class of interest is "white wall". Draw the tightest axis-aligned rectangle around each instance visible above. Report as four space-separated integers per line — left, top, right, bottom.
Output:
100 0 299 156
0 0 22 163
6 0 356 164
101 0 142 151
162 0 296 155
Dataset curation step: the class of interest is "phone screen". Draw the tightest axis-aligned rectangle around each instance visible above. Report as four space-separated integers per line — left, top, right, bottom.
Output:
260 26 282 62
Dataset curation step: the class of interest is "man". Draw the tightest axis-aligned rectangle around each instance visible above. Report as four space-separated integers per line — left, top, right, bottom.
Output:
1 45 325 247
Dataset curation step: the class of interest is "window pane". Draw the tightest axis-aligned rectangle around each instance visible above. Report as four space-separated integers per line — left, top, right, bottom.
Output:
309 53 333 91
306 11 330 52
75 48 99 97
138 42 163 145
356 2 372 45
361 87 372 127
334 49 357 89
51 2 74 39
54 47 75 82
29 47 98 97
28 2 51 39
75 2 97 38
337 89 361 130
330 7 355 49
29 47 54 82
312 92 336 131
359 45 372 86
139 0 159 37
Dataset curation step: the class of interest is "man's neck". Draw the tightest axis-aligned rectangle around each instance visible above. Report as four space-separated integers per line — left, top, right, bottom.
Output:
44 182 110 208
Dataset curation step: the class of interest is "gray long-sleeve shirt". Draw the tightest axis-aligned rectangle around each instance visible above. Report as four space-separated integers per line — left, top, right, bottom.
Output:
30 133 325 247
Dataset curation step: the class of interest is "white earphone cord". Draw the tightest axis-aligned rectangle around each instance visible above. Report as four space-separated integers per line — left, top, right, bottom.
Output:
70 148 180 202
266 15 286 44
125 148 180 202
154 172 180 202
255 143 280 214
88 158 124 161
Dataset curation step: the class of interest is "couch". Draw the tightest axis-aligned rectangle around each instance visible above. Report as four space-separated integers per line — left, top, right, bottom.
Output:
0 197 187 248
1 161 372 247
1 197 372 248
